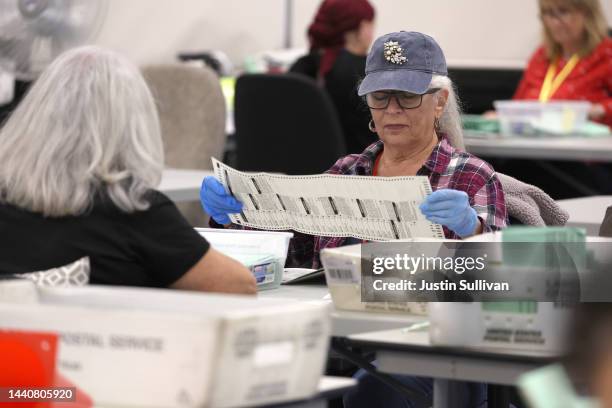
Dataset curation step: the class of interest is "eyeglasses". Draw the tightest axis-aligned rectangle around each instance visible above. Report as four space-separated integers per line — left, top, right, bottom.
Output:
539 7 573 21
365 88 441 110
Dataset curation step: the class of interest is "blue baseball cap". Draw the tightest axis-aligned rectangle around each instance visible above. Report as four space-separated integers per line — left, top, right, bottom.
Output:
357 31 448 96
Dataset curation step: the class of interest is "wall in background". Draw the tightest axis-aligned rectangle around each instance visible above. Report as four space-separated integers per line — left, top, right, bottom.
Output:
95 0 287 67
95 0 612 69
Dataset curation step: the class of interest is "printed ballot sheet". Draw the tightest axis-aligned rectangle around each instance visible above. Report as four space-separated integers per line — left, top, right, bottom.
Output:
212 158 444 241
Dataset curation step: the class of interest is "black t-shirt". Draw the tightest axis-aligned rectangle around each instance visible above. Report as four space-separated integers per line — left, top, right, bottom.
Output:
0 191 209 287
290 49 376 154
324 49 377 154
289 52 321 80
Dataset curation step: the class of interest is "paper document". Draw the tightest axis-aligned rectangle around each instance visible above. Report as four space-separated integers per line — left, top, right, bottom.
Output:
212 158 443 240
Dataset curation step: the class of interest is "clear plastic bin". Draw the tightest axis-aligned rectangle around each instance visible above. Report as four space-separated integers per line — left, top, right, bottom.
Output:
196 228 293 290
494 100 590 135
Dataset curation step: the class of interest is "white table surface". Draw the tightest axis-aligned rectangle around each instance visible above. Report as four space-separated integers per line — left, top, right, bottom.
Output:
464 132 612 162
258 284 329 301
159 168 214 202
258 284 425 337
350 327 559 361
94 376 356 408
558 195 612 235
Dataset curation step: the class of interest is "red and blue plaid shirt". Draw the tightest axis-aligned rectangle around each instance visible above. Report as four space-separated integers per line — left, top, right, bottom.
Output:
286 135 507 268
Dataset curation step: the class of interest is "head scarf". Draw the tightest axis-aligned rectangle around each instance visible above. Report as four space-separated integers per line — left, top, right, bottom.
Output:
307 0 375 78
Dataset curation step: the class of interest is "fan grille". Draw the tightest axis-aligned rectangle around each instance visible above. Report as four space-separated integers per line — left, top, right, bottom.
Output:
0 0 109 80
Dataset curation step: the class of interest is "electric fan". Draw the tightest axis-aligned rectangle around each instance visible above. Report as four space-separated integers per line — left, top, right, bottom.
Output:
0 0 109 81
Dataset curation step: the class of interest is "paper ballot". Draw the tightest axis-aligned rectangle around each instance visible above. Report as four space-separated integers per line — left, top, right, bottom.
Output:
212 158 443 240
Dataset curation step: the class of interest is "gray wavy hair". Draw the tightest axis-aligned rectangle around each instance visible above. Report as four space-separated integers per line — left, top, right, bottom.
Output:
430 75 465 151
0 46 164 216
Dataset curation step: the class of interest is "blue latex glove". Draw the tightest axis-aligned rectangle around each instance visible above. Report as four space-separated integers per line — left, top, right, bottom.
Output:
200 176 243 225
419 189 479 238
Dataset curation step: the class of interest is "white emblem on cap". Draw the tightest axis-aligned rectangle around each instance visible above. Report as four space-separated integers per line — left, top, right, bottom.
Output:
383 40 407 65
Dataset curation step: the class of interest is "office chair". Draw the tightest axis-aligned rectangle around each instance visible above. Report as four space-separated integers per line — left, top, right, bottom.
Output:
234 73 347 175
448 67 524 114
142 64 226 226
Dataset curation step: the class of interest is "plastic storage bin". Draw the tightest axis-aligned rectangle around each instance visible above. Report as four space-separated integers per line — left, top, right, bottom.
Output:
196 228 293 290
462 114 500 134
494 100 590 135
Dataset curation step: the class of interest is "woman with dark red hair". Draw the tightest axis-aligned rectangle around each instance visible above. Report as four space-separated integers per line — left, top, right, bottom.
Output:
290 0 376 154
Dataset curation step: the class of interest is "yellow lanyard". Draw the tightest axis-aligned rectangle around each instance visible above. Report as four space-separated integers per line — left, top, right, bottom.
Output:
539 54 580 102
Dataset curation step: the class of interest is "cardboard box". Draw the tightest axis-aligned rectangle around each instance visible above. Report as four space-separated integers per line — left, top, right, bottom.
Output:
429 302 571 353
0 285 331 408
320 243 428 316
0 279 39 303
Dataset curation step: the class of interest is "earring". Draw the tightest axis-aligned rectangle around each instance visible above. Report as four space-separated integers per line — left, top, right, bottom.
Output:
368 119 376 132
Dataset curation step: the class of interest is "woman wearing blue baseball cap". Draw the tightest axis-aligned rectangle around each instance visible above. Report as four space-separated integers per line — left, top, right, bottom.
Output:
202 31 508 407
202 31 507 247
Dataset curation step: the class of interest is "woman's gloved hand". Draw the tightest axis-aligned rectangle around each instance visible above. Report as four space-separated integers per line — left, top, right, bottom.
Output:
419 189 480 237
200 176 243 225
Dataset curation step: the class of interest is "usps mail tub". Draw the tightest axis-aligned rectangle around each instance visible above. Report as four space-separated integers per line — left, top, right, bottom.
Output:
320 243 428 316
0 285 330 408
429 302 571 353
494 100 590 135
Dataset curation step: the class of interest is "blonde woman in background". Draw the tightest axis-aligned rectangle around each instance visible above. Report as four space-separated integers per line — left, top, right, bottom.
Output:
514 0 611 127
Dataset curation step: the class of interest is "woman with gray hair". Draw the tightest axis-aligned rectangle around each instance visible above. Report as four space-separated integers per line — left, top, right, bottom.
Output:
201 32 508 406
0 46 256 294
202 31 507 262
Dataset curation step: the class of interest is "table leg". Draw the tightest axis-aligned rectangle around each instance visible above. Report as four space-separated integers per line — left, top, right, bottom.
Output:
433 379 469 408
487 384 511 408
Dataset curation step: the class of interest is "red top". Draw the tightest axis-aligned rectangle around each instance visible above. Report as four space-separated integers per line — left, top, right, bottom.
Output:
372 152 381 176
513 37 612 128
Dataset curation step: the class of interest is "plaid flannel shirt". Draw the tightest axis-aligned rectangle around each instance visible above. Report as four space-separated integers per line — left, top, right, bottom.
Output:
285 135 508 268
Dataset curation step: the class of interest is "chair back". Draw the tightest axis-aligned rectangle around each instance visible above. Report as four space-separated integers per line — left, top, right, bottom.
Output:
142 64 226 226
234 73 347 175
497 172 569 226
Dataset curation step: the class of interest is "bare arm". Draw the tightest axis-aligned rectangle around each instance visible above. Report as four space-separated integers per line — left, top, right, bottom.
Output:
170 248 257 295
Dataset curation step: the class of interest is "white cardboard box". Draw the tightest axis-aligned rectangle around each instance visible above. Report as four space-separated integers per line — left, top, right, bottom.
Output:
429 302 571 353
0 285 331 408
320 243 428 316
